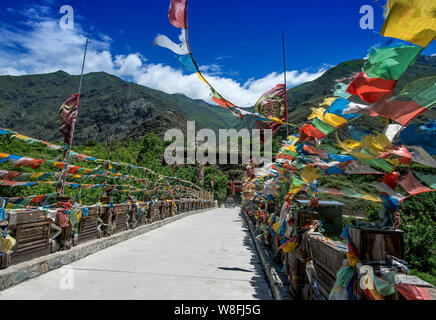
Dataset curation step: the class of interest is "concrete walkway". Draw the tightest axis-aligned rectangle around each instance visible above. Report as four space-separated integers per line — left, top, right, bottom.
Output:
0 208 272 300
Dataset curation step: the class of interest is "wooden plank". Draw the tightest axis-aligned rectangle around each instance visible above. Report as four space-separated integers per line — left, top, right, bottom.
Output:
114 212 129 233
15 221 51 244
296 211 319 228
85 206 100 216
15 240 50 253
10 245 51 265
287 250 307 298
316 281 330 300
8 210 47 225
308 237 347 279
312 261 337 294
350 227 405 261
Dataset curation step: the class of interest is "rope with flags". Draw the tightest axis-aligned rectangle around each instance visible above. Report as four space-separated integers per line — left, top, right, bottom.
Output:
153 0 288 130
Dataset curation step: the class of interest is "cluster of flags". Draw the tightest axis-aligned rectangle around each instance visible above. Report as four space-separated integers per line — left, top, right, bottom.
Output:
0 129 205 192
241 0 436 211
3 193 58 207
0 133 214 205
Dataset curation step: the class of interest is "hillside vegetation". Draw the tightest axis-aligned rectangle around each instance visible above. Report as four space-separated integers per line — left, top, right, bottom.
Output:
0 71 240 144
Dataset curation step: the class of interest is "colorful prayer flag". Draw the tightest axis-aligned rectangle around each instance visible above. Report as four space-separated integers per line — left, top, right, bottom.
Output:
364 38 423 80
59 94 80 146
168 0 188 29
254 84 287 120
381 0 436 47
399 121 436 155
346 71 396 103
399 171 433 195
299 124 326 142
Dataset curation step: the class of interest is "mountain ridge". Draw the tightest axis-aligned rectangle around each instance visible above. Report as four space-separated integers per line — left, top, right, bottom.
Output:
1 54 435 145
0 70 241 144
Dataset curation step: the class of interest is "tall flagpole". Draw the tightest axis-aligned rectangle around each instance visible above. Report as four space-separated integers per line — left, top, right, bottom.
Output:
282 33 288 139
78 39 88 96
61 39 88 196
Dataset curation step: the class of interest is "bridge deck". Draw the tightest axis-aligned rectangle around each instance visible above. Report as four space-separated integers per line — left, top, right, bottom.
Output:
0 208 272 300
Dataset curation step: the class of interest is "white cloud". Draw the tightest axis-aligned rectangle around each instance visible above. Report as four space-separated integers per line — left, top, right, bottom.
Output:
0 8 326 108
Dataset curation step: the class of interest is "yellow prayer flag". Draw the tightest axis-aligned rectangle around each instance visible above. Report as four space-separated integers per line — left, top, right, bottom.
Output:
30 172 45 179
287 135 299 145
337 139 361 151
308 107 326 120
289 186 303 195
361 133 391 156
362 193 382 202
381 0 436 47
282 240 299 253
319 97 337 107
197 72 209 85
13 134 31 140
1 235 16 253
283 145 297 153
301 166 321 183
346 252 361 268
272 222 280 233
76 209 82 224
318 112 348 128
53 162 65 169
268 116 287 124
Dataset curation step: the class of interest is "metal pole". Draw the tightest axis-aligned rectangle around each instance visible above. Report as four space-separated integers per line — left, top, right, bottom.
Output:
282 33 288 139
61 39 88 196
78 39 88 95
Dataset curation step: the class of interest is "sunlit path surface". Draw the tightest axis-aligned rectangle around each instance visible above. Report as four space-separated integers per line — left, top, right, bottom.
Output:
0 208 272 300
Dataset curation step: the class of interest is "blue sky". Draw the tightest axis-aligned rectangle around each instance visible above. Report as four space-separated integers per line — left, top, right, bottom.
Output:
0 0 435 107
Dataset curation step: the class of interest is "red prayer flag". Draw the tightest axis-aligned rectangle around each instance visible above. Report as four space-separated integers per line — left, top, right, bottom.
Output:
0 181 16 187
212 97 236 108
379 146 412 159
168 0 188 29
3 171 21 181
399 171 433 195
303 145 328 158
381 172 400 190
369 99 427 126
299 124 326 142
30 194 46 205
396 284 430 300
15 158 45 169
59 94 80 146
346 71 396 103
67 166 81 174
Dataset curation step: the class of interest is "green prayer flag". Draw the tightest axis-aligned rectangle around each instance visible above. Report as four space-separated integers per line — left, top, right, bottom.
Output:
364 45 422 80
361 158 393 172
292 176 304 187
415 173 436 189
397 76 436 109
313 117 336 135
